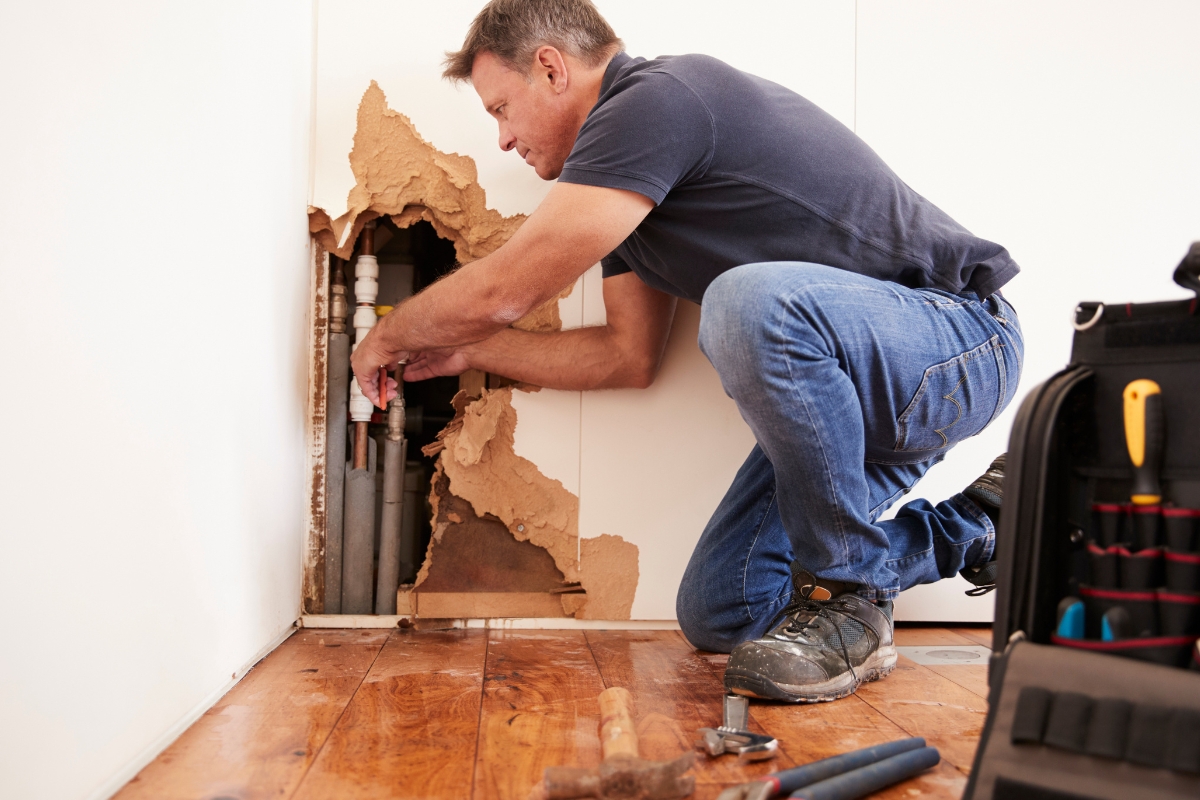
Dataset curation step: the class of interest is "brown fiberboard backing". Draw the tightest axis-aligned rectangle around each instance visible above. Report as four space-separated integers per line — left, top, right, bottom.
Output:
420 388 639 619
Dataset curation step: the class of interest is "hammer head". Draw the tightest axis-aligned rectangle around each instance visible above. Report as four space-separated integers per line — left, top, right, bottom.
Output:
544 752 695 800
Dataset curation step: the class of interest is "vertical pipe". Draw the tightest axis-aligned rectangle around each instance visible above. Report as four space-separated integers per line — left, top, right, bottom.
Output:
324 259 350 614
341 437 376 614
342 222 380 614
375 365 407 614
348 221 379 467
400 463 422 584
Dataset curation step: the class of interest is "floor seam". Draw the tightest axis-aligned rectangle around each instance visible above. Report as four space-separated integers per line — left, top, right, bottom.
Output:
285 630 393 800
470 630 491 800
582 630 609 689
854 660 981 778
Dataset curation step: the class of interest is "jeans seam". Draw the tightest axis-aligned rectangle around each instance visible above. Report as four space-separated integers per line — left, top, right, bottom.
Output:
777 284 863 587
951 493 996 564
740 489 779 624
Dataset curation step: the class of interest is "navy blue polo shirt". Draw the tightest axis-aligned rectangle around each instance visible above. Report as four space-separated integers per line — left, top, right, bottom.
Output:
557 52 1019 304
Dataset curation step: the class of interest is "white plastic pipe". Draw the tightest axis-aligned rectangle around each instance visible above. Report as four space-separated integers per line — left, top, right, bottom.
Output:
348 251 379 424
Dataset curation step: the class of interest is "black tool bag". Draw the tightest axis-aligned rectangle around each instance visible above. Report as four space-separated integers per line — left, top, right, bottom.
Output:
965 243 1200 800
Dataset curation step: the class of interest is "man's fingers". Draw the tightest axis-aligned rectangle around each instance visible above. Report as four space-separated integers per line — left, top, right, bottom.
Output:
354 367 379 405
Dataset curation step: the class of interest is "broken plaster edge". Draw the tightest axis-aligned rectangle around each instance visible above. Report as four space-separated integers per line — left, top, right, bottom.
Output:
298 615 680 631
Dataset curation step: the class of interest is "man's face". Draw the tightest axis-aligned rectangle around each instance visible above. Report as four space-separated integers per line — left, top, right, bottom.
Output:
472 50 582 181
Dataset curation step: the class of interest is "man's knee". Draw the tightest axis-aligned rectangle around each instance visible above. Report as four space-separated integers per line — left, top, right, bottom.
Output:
700 262 788 373
675 569 762 654
676 595 741 654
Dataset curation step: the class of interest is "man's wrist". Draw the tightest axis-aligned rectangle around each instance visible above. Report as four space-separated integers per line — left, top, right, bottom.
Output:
458 341 479 372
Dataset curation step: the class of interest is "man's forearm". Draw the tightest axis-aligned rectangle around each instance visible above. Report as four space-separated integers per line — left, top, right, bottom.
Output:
463 326 658 391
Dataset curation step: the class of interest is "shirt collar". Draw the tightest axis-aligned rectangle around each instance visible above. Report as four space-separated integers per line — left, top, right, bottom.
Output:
600 51 633 97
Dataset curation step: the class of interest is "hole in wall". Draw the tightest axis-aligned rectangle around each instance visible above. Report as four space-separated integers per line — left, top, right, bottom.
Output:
333 218 460 599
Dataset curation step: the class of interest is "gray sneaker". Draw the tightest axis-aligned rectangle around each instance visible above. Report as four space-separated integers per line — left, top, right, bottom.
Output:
723 568 896 703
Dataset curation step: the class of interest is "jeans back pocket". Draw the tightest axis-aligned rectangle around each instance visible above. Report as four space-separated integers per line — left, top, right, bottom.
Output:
895 336 1006 452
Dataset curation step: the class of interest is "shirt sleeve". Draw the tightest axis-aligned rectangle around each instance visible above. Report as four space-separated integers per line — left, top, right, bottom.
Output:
559 70 715 205
601 253 632 278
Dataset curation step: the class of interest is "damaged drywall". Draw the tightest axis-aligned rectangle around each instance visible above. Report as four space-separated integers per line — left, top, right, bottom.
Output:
419 388 639 619
309 80 522 263
309 80 637 619
307 80 569 334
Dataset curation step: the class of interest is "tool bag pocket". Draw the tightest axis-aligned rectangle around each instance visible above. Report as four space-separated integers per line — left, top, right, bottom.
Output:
1080 586 1158 638
1166 550 1200 592
1117 547 1164 590
1090 503 1130 548
1163 507 1200 551
965 641 1200 800
1159 590 1200 637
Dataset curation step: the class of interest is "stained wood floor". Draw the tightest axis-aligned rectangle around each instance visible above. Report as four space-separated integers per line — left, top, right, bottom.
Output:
115 626 993 800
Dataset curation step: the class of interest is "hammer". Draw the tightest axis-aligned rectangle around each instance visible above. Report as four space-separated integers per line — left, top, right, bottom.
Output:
530 687 695 800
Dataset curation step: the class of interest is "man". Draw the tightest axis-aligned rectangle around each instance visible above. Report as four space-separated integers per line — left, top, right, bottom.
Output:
351 0 1021 703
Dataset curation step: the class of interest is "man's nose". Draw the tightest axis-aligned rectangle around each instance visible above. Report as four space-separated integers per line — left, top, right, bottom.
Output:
498 124 516 152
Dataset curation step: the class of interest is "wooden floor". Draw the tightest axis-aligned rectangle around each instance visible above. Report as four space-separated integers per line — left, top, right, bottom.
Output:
115 625 993 800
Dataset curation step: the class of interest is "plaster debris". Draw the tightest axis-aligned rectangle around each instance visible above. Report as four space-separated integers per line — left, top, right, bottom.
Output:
574 534 639 620
306 81 567 332
421 388 639 620
424 386 580 581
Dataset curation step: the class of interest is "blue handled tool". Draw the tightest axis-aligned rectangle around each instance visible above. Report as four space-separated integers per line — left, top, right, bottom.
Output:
716 737 927 800
789 746 941 800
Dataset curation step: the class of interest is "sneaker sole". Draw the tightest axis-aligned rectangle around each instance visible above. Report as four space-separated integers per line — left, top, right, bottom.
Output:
724 644 898 703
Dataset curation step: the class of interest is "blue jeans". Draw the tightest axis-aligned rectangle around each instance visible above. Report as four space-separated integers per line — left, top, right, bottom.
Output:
676 262 1023 652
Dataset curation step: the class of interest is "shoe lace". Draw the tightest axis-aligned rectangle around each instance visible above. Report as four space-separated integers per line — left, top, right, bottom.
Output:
768 595 858 685
965 583 996 597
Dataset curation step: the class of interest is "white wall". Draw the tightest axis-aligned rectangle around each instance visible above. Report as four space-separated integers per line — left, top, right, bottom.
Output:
860 0 1200 619
0 2 315 799
312 0 1200 622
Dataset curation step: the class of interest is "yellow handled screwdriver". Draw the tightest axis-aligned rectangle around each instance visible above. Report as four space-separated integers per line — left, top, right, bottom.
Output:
1123 379 1164 506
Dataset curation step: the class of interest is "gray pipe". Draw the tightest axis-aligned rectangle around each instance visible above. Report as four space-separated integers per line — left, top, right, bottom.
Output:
341 436 377 614
324 331 349 614
767 737 926 796
375 393 407 614
400 463 423 584
374 445 406 613
789 747 940 800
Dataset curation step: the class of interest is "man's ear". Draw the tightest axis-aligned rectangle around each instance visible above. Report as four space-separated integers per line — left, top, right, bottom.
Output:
534 45 569 94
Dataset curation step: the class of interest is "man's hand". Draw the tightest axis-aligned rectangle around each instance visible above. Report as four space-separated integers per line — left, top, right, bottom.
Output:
349 334 407 408
403 348 472 382
348 182 652 402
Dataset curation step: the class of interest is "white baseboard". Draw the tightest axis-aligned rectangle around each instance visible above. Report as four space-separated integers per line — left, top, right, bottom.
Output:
299 614 681 631
88 622 297 800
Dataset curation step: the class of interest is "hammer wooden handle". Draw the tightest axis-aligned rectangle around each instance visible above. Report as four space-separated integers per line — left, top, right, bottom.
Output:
598 687 639 760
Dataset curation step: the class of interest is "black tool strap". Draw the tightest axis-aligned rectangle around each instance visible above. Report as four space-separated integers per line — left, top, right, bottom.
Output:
1174 241 1200 297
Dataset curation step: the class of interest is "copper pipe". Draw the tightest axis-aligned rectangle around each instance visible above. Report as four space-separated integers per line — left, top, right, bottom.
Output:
353 421 369 470
360 221 374 257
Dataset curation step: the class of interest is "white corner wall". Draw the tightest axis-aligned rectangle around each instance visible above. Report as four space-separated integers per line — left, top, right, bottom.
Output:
860 0 1200 620
0 2 316 799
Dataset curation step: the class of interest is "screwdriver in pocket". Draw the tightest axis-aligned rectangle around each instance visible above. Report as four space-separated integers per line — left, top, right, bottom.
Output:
1124 379 1165 550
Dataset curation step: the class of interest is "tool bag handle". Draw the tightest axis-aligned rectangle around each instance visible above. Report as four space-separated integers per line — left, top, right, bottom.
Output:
1173 241 1200 297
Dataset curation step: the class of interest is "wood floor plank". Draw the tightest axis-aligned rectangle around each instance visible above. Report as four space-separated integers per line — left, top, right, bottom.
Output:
292 629 488 800
114 630 384 800
694 647 967 799
927 665 990 699
950 626 994 648
473 631 607 800
892 626 978 646
855 655 988 773
584 630 795 786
